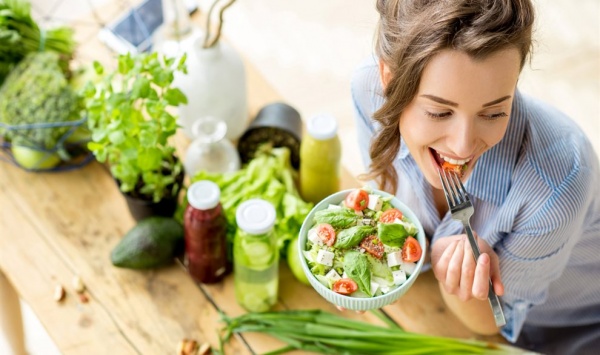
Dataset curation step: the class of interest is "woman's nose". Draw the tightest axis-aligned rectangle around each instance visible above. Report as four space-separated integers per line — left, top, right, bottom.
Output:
447 117 477 157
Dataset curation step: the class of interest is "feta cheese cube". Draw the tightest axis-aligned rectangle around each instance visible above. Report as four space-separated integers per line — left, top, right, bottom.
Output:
380 285 391 294
370 280 380 295
328 204 342 210
401 261 417 276
342 271 349 279
357 218 372 226
393 218 403 224
307 228 322 245
392 270 407 285
325 269 341 282
316 249 334 266
367 194 383 211
387 251 403 267
354 210 364 216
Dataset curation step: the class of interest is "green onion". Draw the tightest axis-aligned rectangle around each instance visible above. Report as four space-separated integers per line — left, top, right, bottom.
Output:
220 309 519 354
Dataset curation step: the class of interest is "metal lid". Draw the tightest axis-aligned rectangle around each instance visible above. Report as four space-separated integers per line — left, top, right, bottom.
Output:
236 199 276 235
307 113 338 140
187 181 221 210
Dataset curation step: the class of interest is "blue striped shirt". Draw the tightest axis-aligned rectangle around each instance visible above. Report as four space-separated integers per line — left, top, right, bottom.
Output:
351 57 600 342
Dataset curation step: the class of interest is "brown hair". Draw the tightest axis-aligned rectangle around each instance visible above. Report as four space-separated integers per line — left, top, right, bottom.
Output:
364 0 534 193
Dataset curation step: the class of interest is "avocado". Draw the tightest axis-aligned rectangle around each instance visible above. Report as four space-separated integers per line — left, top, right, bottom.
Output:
111 217 184 269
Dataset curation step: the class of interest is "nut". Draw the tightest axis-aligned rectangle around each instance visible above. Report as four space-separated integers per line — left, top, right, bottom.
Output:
72 275 86 293
177 339 187 355
54 285 65 302
78 293 89 303
198 343 211 355
183 339 198 355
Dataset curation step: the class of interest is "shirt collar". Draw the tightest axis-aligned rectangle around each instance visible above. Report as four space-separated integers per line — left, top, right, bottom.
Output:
397 90 527 206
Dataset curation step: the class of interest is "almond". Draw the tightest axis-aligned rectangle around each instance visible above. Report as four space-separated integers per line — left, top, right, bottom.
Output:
53 285 65 302
183 339 198 355
198 343 211 355
72 275 86 293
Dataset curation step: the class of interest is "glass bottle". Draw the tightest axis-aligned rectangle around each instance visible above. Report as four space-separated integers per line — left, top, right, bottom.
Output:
300 113 341 204
183 117 241 177
234 199 278 312
184 180 229 283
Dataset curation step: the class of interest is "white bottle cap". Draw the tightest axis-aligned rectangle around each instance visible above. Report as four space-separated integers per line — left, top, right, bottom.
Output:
187 181 221 210
236 199 276 235
307 113 338 140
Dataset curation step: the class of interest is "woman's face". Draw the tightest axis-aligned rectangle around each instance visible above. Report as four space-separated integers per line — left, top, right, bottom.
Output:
397 48 521 189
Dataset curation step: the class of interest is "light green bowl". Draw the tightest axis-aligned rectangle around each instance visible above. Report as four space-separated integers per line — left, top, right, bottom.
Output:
298 189 426 311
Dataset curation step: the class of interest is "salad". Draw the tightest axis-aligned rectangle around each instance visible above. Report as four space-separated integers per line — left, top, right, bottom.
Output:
303 188 422 298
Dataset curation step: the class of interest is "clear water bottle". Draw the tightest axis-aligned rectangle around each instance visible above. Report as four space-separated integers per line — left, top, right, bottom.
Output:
183 117 241 177
234 199 278 312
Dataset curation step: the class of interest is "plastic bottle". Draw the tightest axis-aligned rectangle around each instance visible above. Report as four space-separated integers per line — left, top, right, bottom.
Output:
300 113 341 204
233 199 278 312
184 180 229 283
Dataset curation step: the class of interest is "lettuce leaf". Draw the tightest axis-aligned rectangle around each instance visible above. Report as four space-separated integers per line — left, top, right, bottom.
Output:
344 251 371 296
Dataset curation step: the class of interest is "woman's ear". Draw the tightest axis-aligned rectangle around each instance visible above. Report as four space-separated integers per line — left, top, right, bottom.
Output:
378 59 392 90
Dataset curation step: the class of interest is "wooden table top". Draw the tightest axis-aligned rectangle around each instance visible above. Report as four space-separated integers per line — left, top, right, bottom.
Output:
0 4 509 354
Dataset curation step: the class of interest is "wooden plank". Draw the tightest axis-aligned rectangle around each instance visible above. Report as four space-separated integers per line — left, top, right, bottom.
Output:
0 163 247 354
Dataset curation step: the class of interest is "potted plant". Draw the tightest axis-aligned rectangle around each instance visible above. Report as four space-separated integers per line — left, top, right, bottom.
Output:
82 52 188 221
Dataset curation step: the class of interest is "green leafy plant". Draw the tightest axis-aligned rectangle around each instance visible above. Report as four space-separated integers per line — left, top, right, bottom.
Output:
82 52 188 202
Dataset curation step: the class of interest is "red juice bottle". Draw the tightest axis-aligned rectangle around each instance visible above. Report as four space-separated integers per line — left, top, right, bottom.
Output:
184 180 229 283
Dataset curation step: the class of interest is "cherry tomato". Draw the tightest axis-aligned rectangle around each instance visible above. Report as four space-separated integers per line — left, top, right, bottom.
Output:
442 161 466 177
379 208 403 224
316 223 336 246
332 278 358 295
345 189 369 211
360 235 385 259
402 236 422 262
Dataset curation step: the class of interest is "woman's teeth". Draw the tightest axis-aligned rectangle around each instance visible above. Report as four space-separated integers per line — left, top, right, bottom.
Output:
437 152 471 165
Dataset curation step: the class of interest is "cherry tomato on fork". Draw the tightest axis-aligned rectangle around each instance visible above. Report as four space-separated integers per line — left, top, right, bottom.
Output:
316 223 336 246
345 189 369 211
332 278 358 295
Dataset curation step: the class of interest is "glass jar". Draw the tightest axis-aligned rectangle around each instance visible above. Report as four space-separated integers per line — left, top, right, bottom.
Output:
300 113 341 204
233 199 278 312
184 180 230 283
183 117 241 177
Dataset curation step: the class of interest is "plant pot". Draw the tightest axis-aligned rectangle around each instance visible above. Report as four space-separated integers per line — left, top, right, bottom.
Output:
120 168 185 222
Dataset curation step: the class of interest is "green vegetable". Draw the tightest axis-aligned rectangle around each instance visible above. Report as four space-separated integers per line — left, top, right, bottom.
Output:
344 251 371 296
0 0 75 85
367 254 393 283
220 309 519 354
0 52 80 158
334 225 375 249
110 217 184 269
313 209 357 229
191 146 313 261
83 53 187 203
378 223 409 247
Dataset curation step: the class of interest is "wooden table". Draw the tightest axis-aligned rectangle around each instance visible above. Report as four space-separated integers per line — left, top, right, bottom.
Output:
0 5 509 355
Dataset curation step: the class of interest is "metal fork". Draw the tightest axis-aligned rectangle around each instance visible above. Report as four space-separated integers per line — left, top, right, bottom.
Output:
438 169 506 327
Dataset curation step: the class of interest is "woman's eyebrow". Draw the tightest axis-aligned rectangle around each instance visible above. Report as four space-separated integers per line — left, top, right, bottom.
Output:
420 94 512 108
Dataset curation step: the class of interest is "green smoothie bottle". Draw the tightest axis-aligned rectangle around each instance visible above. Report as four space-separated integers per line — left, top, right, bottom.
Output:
300 113 341 204
234 199 278 312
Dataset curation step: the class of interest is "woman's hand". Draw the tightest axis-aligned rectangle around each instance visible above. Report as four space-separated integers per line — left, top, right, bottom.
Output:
431 234 504 302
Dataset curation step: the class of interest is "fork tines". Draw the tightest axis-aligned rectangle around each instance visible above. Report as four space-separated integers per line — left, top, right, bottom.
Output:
438 169 469 207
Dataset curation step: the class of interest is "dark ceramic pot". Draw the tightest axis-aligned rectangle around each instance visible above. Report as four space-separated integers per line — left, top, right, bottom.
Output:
119 165 185 222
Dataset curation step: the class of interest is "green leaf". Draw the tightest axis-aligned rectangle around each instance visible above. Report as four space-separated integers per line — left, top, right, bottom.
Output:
313 209 358 229
107 130 126 145
165 88 188 106
367 255 393 283
131 77 150 98
334 226 375 249
377 223 409 247
92 61 104 75
137 147 162 171
344 251 371 296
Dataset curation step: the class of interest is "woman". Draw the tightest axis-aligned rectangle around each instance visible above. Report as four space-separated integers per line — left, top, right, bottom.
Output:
351 0 600 354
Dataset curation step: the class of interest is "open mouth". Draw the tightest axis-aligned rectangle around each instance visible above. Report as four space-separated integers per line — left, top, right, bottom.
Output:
429 148 470 177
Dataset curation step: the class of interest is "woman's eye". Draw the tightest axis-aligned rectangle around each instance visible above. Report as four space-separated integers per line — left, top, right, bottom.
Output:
425 111 452 119
480 112 508 120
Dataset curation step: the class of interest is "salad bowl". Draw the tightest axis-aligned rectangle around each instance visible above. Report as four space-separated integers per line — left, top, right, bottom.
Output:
298 188 426 311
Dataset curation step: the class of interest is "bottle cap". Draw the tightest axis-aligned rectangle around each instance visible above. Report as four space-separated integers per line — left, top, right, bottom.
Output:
187 181 221 210
236 199 276 235
307 113 338 140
